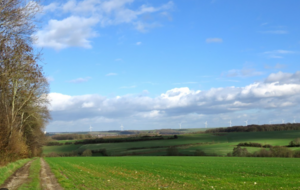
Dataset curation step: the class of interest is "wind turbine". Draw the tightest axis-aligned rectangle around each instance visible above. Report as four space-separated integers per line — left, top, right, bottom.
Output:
245 120 248 126
282 119 285 124
205 121 208 128
120 124 124 131
269 120 272 125
89 125 92 132
179 123 182 129
229 120 232 127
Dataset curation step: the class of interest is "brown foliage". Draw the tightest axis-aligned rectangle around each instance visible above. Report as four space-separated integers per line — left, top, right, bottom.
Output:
0 0 49 164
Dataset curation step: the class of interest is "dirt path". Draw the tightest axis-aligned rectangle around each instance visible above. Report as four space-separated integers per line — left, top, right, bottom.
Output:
0 159 34 190
40 158 63 190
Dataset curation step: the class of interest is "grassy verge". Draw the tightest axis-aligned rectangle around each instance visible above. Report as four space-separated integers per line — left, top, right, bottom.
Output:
0 158 32 185
19 158 41 190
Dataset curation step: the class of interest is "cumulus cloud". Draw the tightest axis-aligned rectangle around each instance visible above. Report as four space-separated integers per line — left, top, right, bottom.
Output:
35 0 174 49
47 71 300 131
265 71 300 84
69 77 91 83
35 16 98 50
206 38 223 43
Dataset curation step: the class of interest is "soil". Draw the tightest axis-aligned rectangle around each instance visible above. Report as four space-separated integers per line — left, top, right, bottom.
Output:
0 158 63 190
0 160 34 190
40 158 63 190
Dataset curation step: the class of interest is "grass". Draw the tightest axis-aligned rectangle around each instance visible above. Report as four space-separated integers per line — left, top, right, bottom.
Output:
43 130 300 156
19 158 41 190
43 144 82 154
0 158 32 185
45 156 300 189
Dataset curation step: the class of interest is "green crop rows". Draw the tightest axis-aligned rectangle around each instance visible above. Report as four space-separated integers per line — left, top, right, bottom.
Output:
45 157 300 189
43 130 300 156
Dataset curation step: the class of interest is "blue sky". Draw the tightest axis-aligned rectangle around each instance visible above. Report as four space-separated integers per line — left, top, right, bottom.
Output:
36 0 300 132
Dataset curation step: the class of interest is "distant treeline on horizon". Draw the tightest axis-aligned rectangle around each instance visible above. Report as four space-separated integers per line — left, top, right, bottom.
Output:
205 123 300 133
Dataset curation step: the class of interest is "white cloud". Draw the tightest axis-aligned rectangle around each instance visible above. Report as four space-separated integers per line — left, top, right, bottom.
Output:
106 73 118 76
43 2 59 12
37 0 174 49
136 41 142 45
69 77 91 83
206 38 223 43
46 76 54 82
263 50 295 59
82 102 94 108
35 16 98 50
223 68 263 78
47 71 300 131
265 71 300 84
264 63 286 69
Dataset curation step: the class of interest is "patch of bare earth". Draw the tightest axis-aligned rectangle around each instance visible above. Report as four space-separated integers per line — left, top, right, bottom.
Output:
40 158 63 190
0 160 34 190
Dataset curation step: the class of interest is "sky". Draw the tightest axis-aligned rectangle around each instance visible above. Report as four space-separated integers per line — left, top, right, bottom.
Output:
35 0 300 132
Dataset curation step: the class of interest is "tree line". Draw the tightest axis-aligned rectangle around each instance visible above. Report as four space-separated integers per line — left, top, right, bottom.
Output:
228 146 300 158
205 123 300 133
0 0 49 165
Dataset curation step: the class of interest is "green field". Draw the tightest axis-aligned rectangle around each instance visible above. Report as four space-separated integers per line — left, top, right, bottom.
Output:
45 156 300 189
43 130 300 156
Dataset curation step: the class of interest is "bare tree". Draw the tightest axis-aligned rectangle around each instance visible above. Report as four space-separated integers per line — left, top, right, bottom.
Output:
0 0 49 163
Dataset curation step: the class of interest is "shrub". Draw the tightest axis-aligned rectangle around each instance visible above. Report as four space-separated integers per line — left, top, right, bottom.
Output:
232 146 249 157
294 150 300 158
194 149 206 156
252 148 272 157
288 138 300 147
237 142 272 148
82 149 93 157
226 152 232 157
167 147 179 156
46 142 63 146
270 146 293 158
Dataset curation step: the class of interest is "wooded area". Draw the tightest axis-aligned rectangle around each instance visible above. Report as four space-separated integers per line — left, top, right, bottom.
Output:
0 0 49 165
205 123 300 133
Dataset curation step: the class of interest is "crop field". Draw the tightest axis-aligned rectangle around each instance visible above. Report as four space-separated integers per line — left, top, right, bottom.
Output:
43 130 300 156
45 156 300 189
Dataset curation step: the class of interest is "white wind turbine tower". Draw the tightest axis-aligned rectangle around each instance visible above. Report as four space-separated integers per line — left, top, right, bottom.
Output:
245 120 248 126
89 125 92 132
229 120 232 127
120 124 124 131
179 123 182 129
282 119 285 124
269 120 272 125
205 121 208 128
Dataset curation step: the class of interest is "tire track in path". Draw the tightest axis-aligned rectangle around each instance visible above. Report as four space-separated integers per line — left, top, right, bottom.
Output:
40 158 63 190
0 159 34 190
